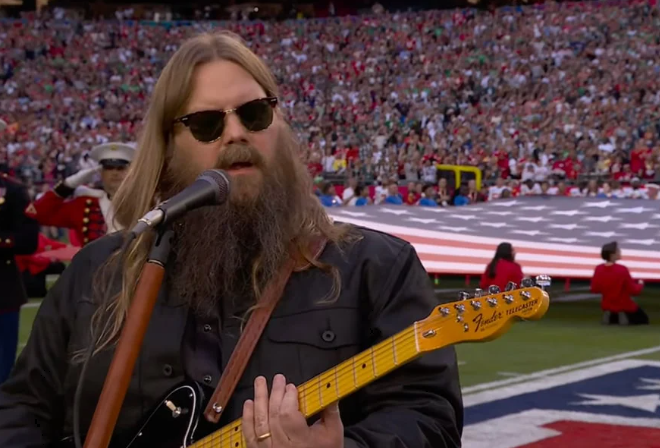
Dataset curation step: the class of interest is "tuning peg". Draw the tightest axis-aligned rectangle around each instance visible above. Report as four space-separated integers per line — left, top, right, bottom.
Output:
505 281 517 291
473 288 484 298
488 285 500 294
458 291 471 301
535 275 552 289
521 277 534 288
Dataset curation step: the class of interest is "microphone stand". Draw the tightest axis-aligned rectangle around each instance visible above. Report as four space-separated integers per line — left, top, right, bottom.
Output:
83 227 174 448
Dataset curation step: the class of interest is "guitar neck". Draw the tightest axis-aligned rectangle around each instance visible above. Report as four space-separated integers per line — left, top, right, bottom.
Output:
190 324 421 448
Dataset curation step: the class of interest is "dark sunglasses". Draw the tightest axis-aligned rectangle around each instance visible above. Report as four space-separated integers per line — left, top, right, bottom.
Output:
173 97 278 143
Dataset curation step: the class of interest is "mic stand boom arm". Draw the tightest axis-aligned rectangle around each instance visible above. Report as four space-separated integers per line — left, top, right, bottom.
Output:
83 228 175 448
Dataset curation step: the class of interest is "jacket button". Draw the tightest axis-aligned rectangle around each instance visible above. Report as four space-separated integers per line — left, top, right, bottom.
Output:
162 364 173 377
203 374 213 384
203 324 212 332
321 330 336 343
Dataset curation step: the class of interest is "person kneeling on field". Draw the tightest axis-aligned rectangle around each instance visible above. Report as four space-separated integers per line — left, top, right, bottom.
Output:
591 241 649 326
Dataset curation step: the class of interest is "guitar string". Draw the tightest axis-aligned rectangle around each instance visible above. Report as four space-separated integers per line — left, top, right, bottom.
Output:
194 315 439 448
196 293 536 447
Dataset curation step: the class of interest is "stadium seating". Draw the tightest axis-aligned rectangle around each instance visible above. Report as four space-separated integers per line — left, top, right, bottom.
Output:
1 1 660 205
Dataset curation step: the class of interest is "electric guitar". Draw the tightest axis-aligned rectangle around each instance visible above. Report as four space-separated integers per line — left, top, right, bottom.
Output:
60 276 551 448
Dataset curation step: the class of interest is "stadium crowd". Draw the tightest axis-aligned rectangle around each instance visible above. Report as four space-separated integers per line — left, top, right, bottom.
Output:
2 0 660 207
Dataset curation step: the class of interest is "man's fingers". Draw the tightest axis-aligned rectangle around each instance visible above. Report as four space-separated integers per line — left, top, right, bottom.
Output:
278 383 308 442
242 399 258 448
268 374 288 442
253 376 271 441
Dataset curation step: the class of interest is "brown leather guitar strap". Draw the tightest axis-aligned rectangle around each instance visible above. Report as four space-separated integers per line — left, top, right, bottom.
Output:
203 236 327 424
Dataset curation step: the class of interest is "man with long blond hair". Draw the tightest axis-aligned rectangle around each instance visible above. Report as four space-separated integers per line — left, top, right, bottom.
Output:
0 32 462 448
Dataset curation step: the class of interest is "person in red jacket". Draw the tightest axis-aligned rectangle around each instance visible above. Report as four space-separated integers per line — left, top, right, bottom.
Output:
15 233 67 298
591 241 648 325
480 242 524 291
25 142 135 246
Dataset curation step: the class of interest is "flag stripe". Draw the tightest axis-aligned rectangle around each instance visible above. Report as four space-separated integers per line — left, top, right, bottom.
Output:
420 260 660 280
411 244 660 272
397 233 657 263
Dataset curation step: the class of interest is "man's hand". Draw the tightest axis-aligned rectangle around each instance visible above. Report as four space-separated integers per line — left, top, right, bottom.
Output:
63 166 102 189
242 375 344 448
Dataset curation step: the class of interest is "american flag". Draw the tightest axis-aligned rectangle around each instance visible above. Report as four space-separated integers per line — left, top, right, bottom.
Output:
326 197 660 281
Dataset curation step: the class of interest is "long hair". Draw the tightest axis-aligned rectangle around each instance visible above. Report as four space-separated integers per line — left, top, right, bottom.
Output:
486 242 515 279
86 31 352 360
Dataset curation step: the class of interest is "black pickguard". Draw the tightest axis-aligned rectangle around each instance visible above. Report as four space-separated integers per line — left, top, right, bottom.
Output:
57 381 213 448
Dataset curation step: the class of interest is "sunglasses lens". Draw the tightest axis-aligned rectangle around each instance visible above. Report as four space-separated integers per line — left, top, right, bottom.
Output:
237 99 274 132
187 110 225 143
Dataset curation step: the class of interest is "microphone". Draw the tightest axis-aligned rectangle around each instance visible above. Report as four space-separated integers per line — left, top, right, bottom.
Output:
129 169 230 236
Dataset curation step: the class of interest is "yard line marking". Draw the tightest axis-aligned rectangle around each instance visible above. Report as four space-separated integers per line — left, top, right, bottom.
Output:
497 372 523 377
462 345 660 395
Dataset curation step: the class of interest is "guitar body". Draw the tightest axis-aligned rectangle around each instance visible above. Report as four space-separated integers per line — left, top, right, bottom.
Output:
58 381 206 448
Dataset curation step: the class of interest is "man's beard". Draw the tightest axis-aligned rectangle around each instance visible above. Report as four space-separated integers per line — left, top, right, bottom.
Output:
160 140 295 318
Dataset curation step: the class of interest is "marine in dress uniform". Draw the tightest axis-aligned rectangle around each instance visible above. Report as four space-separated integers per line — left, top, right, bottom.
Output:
25 142 135 246
0 171 39 384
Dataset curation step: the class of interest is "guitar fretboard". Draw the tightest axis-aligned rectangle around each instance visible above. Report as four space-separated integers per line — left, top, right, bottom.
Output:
189 324 421 448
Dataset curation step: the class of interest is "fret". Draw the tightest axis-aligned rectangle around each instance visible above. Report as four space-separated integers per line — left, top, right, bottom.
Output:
352 356 358 389
300 381 308 415
373 337 397 377
391 335 398 365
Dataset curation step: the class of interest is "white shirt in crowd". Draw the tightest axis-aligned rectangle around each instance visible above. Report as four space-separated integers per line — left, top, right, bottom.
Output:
521 183 542 195
488 185 508 200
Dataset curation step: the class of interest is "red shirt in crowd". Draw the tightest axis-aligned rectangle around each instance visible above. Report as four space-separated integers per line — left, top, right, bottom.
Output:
479 259 524 292
590 263 643 313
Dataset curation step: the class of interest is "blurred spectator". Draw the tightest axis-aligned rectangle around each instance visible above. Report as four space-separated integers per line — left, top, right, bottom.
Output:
383 181 404 205
418 184 438 207
318 182 342 207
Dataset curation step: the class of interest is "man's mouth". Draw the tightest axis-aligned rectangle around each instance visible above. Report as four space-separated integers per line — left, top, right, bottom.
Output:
228 162 254 170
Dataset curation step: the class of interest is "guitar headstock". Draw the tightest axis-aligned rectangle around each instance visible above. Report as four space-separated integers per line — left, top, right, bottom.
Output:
415 275 551 352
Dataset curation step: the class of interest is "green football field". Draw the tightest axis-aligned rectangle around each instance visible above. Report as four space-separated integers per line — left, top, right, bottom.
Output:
18 276 660 389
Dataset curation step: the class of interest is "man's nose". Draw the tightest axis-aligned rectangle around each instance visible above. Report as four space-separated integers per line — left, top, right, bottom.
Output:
221 112 249 146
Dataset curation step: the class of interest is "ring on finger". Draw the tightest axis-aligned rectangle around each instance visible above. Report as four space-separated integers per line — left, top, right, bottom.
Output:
257 432 272 442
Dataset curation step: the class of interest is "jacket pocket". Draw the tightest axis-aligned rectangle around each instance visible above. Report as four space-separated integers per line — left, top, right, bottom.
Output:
266 307 361 350
262 307 361 387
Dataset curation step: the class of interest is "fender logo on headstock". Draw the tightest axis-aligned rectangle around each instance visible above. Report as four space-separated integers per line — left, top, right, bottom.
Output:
473 310 502 332
473 299 539 332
